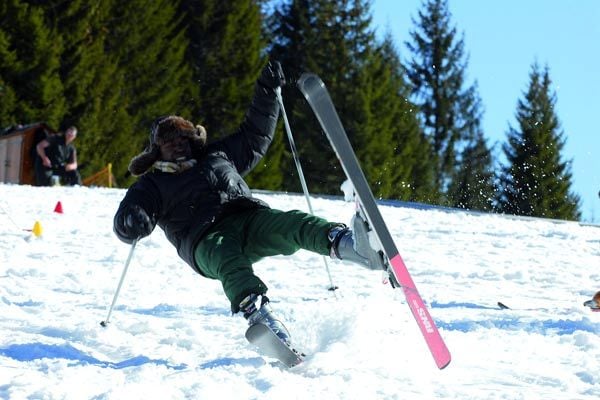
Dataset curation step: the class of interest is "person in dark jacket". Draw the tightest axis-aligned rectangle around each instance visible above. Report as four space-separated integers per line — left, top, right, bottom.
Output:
113 61 384 345
35 126 82 186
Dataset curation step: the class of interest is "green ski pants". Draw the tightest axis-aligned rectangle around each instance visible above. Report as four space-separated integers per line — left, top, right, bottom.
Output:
193 208 338 312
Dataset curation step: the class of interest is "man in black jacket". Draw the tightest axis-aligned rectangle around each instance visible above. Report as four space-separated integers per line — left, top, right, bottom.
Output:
35 126 82 186
113 61 383 345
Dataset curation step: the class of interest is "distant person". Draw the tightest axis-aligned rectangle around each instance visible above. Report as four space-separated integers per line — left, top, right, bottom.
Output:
35 126 82 186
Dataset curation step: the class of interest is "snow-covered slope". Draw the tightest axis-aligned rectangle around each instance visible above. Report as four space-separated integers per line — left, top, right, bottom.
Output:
1 184 598 399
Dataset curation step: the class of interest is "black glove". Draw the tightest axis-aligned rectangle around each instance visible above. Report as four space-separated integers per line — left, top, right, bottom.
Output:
258 60 286 89
114 205 153 243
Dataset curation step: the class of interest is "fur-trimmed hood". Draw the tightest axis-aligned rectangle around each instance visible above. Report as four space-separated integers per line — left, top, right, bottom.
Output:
128 115 207 176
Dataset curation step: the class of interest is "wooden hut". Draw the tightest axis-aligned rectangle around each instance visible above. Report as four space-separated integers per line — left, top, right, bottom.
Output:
0 123 55 185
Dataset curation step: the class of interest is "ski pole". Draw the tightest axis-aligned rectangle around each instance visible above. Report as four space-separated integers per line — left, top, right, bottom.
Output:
276 87 338 292
100 238 138 327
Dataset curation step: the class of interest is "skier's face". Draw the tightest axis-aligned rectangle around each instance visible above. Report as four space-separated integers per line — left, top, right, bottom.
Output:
159 136 192 161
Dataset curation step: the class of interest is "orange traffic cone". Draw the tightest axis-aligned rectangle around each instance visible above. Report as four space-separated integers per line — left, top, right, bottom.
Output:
32 221 43 237
54 201 63 214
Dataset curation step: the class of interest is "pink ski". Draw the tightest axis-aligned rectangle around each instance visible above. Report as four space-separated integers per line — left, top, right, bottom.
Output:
298 73 451 369
389 254 451 369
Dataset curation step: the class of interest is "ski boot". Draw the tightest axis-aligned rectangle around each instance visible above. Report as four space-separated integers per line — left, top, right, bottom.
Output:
239 294 291 345
329 213 400 287
328 213 386 271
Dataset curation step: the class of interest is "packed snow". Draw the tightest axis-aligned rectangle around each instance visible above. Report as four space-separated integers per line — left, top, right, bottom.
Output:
0 183 598 399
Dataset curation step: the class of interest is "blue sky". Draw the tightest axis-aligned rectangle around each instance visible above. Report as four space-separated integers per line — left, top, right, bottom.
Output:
371 0 600 222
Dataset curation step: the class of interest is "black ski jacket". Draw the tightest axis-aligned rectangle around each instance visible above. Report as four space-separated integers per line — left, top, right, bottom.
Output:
113 85 279 273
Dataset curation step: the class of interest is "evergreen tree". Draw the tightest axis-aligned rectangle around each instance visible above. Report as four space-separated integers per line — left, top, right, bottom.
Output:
40 0 131 181
351 44 401 199
107 0 192 120
179 0 283 189
0 0 65 128
244 128 286 190
180 0 264 137
405 0 487 202
447 84 496 211
269 0 345 193
22 0 191 183
269 0 435 201
270 0 420 198
407 132 439 203
366 36 437 201
0 77 17 127
103 0 193 183
448 131 496 211
498 63 580 220
0 29 18 127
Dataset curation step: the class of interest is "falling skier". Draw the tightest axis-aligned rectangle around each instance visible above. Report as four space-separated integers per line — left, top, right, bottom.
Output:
113 61 387 366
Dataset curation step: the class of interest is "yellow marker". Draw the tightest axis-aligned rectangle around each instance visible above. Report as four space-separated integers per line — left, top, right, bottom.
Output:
32 221 43 237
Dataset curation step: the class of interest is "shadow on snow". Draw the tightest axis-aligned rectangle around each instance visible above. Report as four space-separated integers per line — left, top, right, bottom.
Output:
0 343 273 371
431 301 501 310
436 317 598 335
0 343 186 370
